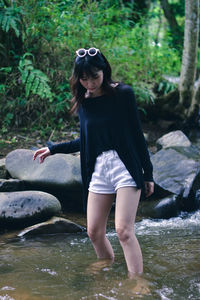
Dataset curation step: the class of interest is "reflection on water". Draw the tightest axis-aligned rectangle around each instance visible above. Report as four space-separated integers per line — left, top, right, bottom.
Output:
0 211 200 300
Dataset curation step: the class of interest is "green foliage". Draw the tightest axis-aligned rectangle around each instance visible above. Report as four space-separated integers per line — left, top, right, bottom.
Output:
18 53 53 100
157 80 177 95
0 5 23 37
0 0 183 132
134 84 155 105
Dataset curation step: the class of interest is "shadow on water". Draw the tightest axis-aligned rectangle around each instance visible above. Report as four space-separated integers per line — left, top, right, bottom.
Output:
0 211 200 300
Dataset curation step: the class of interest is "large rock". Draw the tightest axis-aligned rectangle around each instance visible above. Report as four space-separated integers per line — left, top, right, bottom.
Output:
18 216 86 237
0 158 7 179
6 149 82 189
156 130 191 150
0 191 61 228
151 147 200 212
5 149 83 212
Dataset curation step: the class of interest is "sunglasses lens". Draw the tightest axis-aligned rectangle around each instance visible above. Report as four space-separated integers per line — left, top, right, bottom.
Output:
76 48 99 57
88 48 98 56
77 49 86 57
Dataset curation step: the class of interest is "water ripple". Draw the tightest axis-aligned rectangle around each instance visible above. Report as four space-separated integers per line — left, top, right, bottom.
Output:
136 210 200 236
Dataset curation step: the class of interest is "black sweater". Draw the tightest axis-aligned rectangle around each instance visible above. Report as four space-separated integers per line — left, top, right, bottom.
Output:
49 83 153 209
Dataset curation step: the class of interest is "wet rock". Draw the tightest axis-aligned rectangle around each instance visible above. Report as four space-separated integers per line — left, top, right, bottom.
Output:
151 147 200 212
0 179 24 192
152 148 199 195
138 199 161 218
138 195 179 219
156 130 191 151
6 149 82 189
0 158 7 179
0 191 61 228
18 216 86 237
194 189 200 209
153 195 179 219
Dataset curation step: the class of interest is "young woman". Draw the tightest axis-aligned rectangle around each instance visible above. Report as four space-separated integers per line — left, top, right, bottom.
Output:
33 47 154 278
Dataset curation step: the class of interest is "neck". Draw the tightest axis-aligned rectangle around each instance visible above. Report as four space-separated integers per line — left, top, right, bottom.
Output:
85 88 104 98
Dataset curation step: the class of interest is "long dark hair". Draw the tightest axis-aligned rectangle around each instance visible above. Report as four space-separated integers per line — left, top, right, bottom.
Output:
70 50 116 113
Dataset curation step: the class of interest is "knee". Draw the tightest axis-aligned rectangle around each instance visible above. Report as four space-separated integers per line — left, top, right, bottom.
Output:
116 225 134 243
87 227 105 242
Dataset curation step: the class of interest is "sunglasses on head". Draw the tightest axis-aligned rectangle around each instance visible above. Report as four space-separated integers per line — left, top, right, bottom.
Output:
76 47 100 58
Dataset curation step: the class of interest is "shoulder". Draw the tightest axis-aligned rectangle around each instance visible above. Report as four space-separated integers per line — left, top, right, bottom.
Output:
116 83 135 97
115 83 135 102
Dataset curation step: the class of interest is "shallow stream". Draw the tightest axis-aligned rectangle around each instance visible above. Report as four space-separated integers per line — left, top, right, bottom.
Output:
0 211 199 300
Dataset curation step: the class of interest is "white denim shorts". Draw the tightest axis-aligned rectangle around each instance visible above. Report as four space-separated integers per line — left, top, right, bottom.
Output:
88 150 137 194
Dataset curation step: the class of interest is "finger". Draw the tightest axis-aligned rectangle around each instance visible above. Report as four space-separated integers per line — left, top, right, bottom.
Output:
33 152 39 160
145 184 153 198
33 148 47 161
147 185 154 197
39 151 48 163
39 154 45 163
33 149 43 160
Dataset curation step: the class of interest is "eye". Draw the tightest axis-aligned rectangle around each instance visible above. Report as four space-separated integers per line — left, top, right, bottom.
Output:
81 77 87 81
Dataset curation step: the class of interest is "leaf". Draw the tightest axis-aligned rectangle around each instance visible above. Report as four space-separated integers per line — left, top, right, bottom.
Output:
0 6 22 37
18 54 53 101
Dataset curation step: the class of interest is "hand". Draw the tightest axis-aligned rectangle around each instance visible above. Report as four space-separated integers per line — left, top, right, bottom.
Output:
33 147 50 164
144 181 154 198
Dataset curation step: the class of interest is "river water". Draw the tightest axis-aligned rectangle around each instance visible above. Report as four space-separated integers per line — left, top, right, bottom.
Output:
0 210 199 300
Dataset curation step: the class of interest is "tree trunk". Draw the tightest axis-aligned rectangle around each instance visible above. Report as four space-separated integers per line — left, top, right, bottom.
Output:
159 0 182 49
188 76 200 118
160 0 179 32
179 0 199 110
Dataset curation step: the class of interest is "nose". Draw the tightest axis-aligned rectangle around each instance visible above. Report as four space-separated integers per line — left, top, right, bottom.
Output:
87 79 95 88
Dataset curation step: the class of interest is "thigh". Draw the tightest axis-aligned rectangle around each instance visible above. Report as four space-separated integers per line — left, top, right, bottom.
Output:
87 192 115 231
115 187 141 228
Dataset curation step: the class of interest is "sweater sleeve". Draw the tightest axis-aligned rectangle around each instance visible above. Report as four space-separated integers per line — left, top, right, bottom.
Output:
48 138 80 155
123 86 153 182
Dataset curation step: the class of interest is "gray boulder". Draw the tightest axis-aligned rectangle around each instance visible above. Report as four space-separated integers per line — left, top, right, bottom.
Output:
0 191 61 228
18 216 86 237
0 158 7 179
151 147 200 212
152 148 199 195
5 149 83 212
156 130 191 150
6 149 82 189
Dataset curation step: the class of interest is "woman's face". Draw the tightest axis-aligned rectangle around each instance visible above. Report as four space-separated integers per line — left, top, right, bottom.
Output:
79 70 104 97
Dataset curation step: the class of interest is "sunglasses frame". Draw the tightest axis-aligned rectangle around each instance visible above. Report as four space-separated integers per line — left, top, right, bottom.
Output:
76 47 100 58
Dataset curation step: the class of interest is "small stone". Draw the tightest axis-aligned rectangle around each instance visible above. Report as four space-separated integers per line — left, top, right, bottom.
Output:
18 216 86 237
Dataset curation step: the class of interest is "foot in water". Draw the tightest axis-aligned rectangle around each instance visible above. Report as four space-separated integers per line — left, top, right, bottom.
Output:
119 274 151 297
86 258 114 275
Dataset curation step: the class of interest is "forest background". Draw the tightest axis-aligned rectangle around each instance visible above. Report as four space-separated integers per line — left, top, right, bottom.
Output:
0 0 199 148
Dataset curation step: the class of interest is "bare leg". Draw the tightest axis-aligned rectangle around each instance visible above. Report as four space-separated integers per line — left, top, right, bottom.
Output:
115 187 142 276
87 191 115 259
